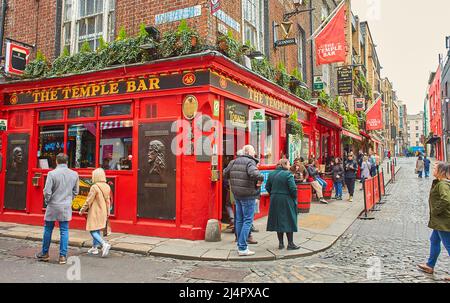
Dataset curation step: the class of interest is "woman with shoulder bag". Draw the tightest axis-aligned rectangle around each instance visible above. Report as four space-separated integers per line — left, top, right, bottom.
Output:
418 162 450 281
79 168 112 257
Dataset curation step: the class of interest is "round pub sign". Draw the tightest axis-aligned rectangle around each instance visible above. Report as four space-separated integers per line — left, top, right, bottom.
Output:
182 95 198 120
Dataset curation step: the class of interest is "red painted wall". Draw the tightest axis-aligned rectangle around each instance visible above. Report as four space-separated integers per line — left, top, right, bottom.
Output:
429 66 444 161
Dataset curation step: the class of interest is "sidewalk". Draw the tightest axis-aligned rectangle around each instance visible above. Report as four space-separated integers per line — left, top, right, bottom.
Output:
0 166 400 262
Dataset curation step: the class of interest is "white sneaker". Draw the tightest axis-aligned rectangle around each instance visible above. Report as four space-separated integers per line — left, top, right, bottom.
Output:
102 242 111 257
238 249 255 257
87 246 99 255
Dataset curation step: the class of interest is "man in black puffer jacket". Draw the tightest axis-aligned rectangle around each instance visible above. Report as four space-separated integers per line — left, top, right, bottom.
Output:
224 145 263 257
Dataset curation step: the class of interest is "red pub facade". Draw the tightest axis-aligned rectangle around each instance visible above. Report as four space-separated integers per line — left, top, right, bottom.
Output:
0 52 342 240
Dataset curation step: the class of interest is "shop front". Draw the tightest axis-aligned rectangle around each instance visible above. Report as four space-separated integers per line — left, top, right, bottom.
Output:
0 51 315 240
314 106 343 164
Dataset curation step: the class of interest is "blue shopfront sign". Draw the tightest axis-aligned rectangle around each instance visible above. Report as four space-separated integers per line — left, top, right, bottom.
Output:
155 5 202 25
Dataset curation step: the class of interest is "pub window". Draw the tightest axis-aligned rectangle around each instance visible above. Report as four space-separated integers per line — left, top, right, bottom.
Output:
39 110 64 121
68 106 95 119
67 123 97 168
99 120 133 170
100 103 131 117
62 0 116 54
38 125 65 169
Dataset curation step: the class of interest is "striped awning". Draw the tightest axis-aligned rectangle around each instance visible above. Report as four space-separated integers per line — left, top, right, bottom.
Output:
101 121 133 130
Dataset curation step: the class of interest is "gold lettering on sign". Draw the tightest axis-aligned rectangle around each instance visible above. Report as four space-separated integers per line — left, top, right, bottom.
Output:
126 80 137 93
62 88 71 99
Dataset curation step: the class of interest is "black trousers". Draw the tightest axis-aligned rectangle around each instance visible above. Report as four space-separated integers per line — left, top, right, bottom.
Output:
345 177 356 196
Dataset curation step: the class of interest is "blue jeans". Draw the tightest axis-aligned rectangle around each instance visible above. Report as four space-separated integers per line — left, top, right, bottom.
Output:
427 230 450 268
90 230 105 247
425 168 430 178
235 199 256 252
42 221 69 257
316 177 327 191
418 171 423 178
334 181 343 198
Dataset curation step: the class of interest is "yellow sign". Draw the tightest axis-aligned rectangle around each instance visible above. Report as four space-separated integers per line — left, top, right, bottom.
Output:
182 95 198 120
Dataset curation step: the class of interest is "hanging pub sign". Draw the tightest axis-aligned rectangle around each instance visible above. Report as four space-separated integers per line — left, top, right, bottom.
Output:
274 38 297 48
210 0 221 15
5 40 31 76
355 98 365 111
337 67 353 95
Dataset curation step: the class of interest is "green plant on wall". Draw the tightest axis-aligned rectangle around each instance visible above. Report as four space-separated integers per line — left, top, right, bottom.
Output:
273 62 290 89
287 112 304 141
159 20 202 58
217 29 243 63
23 51 50 78
318 90 331 107
251 57 276 82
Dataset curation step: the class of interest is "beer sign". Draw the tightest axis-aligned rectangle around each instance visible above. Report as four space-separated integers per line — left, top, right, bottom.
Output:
5 40 31 76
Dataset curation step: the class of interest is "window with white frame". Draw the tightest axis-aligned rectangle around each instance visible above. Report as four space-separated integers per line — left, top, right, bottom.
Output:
62 0 115 54
297 26 305 78
242 0 264 52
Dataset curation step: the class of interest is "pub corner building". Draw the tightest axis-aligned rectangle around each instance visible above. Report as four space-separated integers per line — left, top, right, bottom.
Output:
0 51 343 240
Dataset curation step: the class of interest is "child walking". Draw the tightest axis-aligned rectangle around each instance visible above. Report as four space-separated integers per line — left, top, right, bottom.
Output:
79 168 112 257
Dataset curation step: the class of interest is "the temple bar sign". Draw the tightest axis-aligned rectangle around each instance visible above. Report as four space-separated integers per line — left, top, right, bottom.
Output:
4 71 210 106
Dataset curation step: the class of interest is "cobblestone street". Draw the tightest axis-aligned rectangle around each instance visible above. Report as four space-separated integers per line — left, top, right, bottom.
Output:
0 158 448 283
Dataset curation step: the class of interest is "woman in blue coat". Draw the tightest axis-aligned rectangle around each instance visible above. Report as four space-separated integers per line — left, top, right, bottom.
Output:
266 159 300 250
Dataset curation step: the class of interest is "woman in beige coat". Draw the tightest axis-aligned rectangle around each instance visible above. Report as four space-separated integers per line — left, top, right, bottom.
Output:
79 168 112 257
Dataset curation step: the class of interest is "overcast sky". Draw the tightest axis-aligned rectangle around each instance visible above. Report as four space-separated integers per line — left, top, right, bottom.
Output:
351 0 449 115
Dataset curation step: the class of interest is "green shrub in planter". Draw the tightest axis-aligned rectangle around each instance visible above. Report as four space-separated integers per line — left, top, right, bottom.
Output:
251 57 276 81
23 51 50 79
159 20 201 58
217 30 243 63
50 47 77 76
70 41 99 73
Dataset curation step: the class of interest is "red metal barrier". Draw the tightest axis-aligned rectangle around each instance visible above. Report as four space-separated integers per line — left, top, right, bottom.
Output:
364 177 374 212
373 175 380 205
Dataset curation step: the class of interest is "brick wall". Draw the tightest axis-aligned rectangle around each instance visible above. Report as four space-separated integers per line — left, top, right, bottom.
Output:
2 0 57 60
0 0 333 90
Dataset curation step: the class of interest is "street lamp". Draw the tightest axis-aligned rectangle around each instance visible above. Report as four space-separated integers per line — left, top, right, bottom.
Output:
284 0 314 22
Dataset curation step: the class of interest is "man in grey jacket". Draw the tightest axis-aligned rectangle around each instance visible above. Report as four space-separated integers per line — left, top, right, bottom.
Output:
35 153 79 264
224 145 263 256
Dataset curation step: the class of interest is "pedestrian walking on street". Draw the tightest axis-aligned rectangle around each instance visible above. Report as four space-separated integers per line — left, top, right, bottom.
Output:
307 158 329 204
418 162 450 282
369 152 377 177
424 156 431 178
344 153 358 202
223 145 264 257
79 168 112 257
266 159 300 250
35 153 79 264
331 158 345 200
416 156 425 178
360 156 372 190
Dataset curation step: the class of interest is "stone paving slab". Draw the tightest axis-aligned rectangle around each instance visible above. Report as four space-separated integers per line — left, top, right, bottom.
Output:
199 249 231 261
186 266 251 282
111 242 154 255
0 163 398 262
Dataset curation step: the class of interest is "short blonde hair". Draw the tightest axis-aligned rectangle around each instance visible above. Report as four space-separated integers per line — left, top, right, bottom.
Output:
92 168 107 183
278 159 290 170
